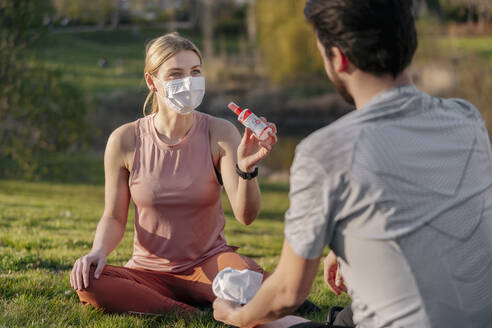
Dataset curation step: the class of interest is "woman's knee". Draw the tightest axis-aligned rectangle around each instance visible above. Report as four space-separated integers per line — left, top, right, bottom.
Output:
75 265 113 310
215 252 269 281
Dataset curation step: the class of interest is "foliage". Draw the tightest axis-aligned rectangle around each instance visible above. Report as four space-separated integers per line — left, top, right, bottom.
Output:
214 1 248 37
0 0 89 179
51 0 118 26
0 179 349 327
0 153 105 185
440 0 491 23
50 0 201 27
255 0 324 84
0 1 48 88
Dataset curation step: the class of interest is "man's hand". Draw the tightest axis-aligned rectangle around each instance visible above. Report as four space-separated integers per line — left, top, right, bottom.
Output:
213 298 243 327
323 250 347 295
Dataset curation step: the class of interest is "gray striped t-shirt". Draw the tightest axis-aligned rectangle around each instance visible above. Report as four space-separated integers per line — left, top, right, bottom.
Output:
284 85 492 328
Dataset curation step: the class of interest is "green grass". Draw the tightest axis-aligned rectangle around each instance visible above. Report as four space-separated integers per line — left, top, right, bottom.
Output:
0 179 349 327
32 28 177 94
31 28 243 95
0 153 106 185
437 36 492 59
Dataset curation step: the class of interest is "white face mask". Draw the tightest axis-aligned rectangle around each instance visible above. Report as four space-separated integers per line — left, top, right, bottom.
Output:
154 76 205 115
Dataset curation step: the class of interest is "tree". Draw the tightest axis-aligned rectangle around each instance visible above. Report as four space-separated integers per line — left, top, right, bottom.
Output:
51 0 119 26
0 0 89 178
255 0 323 84
246 0 256 45
413 0 442 18
442 0 491 27
200 0 215 59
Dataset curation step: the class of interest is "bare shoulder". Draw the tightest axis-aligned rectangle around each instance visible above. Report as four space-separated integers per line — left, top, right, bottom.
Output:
105 121 138 171
209 115 240 143
107 121 137 154
208 115 240 164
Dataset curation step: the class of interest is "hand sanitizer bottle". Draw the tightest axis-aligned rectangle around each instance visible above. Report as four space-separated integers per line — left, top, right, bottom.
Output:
228 102 273 141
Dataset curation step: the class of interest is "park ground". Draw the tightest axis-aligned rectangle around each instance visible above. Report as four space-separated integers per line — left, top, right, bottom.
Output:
0 176 350 327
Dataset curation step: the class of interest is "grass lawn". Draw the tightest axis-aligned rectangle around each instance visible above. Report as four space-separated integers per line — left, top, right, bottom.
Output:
437 35 492 59
32 28 242 94
0 179 350 327
32 28 184 94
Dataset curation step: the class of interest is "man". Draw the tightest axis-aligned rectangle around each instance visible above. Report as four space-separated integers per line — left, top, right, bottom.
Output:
213 0 492 327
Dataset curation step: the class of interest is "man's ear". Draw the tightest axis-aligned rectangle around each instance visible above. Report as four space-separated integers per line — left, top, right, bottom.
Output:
330 47 349 73
144 72 158 92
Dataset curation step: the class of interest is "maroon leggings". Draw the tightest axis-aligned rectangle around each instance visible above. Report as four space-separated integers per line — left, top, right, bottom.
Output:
76 251 267 315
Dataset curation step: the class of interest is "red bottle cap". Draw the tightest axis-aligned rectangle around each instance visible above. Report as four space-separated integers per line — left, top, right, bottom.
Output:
228 102 243 116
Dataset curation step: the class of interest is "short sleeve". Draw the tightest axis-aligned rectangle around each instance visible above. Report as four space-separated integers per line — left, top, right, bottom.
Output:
284 150 334 259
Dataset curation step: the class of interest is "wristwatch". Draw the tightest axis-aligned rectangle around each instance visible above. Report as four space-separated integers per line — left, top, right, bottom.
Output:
235 163 258 180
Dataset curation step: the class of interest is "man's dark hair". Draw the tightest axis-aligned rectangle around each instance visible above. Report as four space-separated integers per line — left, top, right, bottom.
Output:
304 0 418 77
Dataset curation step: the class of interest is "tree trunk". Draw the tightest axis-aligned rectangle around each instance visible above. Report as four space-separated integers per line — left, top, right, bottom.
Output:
189 0 199 27
467 0 474 26
110 0 121 30
201 0 214 59
247 0 256 46
413 0 428 18
247 0 259 70
477 2 490 32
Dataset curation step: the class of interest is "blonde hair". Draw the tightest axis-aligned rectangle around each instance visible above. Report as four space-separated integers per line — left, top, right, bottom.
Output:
142 32 203 116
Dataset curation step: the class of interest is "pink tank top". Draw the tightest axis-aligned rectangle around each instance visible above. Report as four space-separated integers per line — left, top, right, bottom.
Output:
126 111 232 273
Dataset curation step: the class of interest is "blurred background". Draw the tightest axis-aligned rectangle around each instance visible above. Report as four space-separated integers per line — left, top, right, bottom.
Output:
1 0 491 184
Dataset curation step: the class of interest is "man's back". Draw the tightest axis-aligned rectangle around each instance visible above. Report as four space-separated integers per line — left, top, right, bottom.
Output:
285 85 492 327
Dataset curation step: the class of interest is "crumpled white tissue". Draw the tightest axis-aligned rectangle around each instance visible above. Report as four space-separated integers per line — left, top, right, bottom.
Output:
212 267 263 304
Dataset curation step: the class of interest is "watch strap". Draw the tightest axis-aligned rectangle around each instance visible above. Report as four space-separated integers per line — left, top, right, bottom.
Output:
235 163 258 180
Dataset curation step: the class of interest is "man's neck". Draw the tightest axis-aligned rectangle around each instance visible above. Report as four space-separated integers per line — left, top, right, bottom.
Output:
348 71 412 110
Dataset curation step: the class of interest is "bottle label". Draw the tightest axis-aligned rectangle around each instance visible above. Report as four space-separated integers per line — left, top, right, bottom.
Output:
240 111 268 136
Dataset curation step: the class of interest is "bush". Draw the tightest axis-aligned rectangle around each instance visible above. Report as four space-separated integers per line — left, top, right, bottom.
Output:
0 0 90 179
214 3 247 37
255 0 324 85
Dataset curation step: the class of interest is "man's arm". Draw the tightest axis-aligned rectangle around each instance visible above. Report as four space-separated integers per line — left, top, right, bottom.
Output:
213 240 320 328
213 147 334 327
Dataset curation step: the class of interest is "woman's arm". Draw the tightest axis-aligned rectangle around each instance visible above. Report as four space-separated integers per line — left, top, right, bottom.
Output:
210 117 276 225
92 124 133 255
70 123 135 290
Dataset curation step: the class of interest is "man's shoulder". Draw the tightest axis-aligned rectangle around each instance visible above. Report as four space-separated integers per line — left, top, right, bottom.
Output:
296 114 361 169
434 96 483 121
442 97 476 110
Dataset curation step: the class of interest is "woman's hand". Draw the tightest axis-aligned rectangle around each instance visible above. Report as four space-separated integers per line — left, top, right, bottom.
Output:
237 117 277 172
324 250 348 295
213 298 243 327
70 250 107 290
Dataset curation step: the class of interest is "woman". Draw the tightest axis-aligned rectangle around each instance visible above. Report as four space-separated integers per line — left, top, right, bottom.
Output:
69 32 277 315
